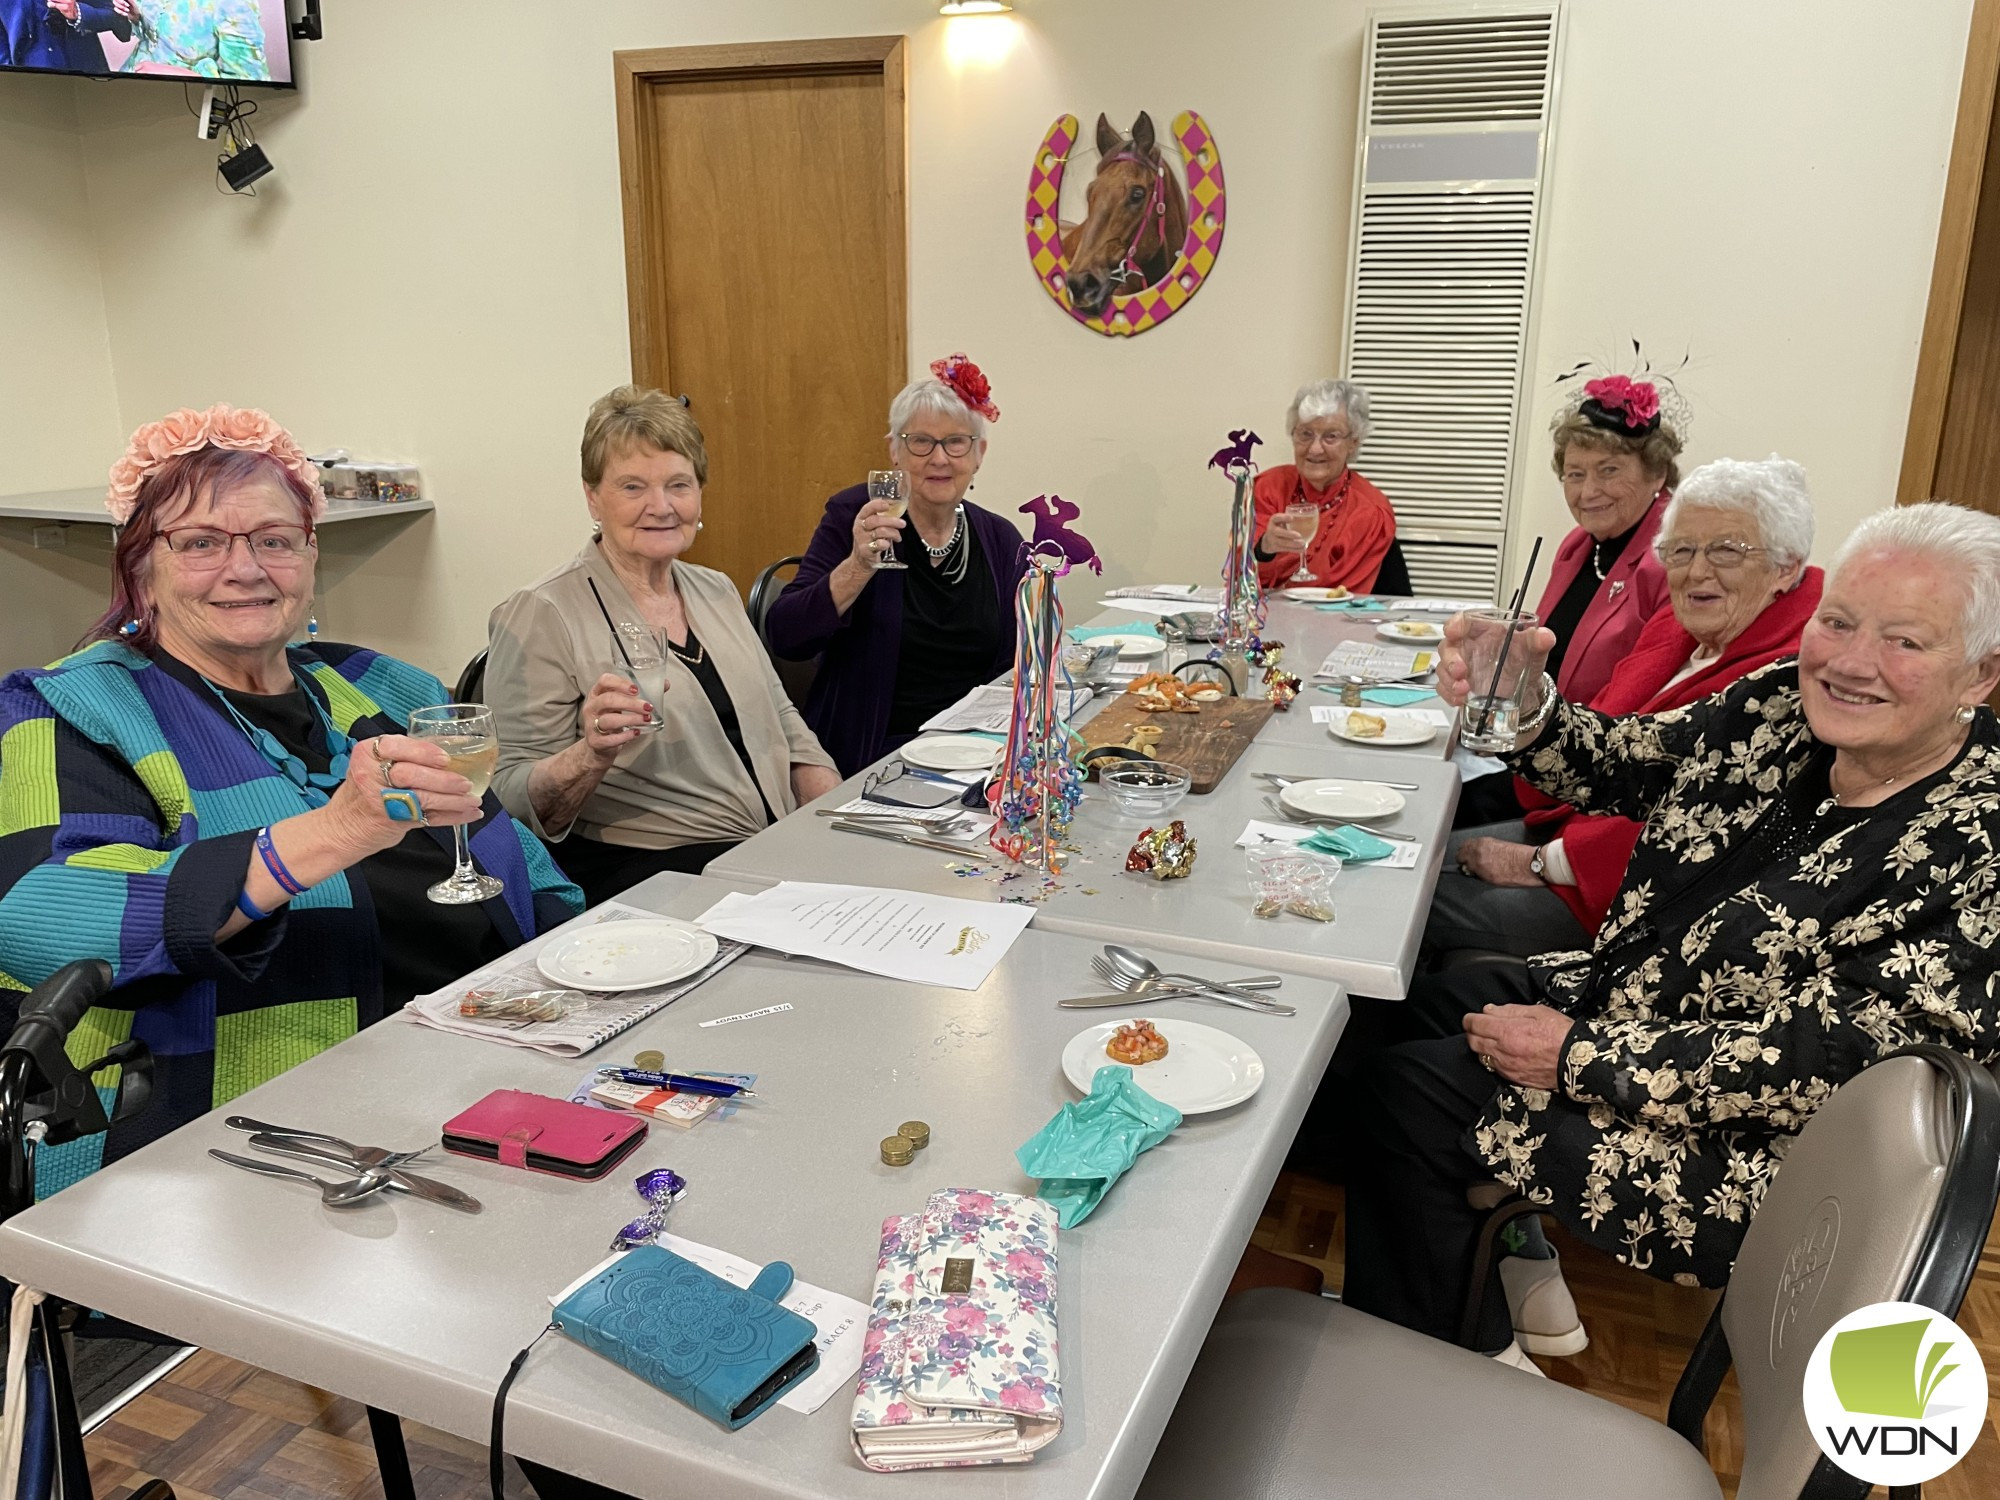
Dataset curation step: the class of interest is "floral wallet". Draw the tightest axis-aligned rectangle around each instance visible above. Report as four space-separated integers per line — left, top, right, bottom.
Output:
850 1188 1062 1471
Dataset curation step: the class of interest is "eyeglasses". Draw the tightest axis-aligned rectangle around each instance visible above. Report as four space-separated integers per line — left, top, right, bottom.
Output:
861 760 974 810
1658 540 1768 571
896 432 978 458
156 525 316 568
1293 428 1355 449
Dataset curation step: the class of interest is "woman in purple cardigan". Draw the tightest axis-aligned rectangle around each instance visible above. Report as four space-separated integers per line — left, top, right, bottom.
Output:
765 355 1028 775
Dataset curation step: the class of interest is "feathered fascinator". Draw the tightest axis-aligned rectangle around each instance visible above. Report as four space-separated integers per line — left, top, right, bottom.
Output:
106 405 324 525
1553 341 1692 440
930 353 1001 423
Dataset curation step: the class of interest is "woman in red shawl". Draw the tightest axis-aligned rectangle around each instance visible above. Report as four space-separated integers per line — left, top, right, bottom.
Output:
1253 378 1397 593
1427 456 1823 957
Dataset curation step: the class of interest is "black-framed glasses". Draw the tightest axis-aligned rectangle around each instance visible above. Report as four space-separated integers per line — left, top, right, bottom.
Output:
896 432 977 458
861 760 975 810
156 524 316 568
1658 540 1768 571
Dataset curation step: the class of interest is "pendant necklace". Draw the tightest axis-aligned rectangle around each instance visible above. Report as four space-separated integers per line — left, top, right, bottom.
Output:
204 670 352 808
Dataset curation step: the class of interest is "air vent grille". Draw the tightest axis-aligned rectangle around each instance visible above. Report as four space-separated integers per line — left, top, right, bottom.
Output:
1369 13 1556 125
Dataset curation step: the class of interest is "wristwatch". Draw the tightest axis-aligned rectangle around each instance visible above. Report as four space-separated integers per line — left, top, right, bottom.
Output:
1528 847 1547 882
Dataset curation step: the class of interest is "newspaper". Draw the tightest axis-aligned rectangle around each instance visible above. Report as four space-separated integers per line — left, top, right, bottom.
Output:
1104 583 1224 603
403 900 749 1056
919 682 1090 734
1313 640 1438 682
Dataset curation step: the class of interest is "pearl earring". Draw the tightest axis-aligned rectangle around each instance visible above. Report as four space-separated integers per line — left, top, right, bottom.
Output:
695 520 704 532
1959 704 1977 723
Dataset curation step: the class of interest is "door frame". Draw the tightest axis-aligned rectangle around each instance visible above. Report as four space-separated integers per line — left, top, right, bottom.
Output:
611 36 910 400
1897 0 2000 507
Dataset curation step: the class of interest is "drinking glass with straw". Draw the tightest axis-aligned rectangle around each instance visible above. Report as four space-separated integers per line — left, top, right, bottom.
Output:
407 704 504 903
1457 537 1550 755
587 577 665 734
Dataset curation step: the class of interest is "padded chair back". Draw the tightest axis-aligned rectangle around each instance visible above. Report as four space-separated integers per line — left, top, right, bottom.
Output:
453 649 488 705
1717 1047 2000 1500
1374 537 1413 597
746 556 817 710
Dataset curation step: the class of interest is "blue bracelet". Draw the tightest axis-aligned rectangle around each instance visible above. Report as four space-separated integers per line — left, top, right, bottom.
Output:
235 889 273 923
255 825 306 895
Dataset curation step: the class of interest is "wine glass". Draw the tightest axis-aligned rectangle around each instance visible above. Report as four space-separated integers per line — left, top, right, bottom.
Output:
1284 500 1323 584
408 703 505 904
869 469 909 571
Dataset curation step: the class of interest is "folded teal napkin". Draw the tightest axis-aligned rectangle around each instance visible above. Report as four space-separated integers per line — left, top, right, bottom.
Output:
1315 599 1388 613
1300 825 1396 862
1016 1063 1181 1227
1360 685 1437 706
1069 622 1161 641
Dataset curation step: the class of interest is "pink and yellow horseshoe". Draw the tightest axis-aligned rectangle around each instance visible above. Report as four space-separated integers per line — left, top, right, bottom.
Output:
1024 110 1228 338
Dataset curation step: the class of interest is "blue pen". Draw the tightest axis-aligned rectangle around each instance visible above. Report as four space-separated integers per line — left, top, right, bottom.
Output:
594 1066 757 1099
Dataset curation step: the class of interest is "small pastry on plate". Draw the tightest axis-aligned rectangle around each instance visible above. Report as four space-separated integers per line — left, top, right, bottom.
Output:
1347 710 1388 739
1106 1018 1170 1065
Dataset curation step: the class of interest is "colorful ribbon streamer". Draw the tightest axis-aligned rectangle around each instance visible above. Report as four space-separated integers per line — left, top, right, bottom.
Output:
990 551 1085 870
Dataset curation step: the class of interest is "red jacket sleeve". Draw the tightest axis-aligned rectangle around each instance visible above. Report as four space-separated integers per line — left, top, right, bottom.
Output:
1554 811 1644 933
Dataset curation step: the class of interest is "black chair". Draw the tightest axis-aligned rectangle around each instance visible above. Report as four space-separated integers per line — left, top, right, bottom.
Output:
1374 536 1413 597
747 556 818 710
453 648 487 705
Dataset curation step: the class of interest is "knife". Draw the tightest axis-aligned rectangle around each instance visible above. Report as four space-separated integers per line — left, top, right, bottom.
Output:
247 1134 483 1213
1060 990 1296 1015
829 821 993 860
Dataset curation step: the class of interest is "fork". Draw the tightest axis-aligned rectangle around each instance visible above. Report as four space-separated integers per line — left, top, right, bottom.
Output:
1088 957 1282 992
224 1115 433 1169
1088 960 1295 1015
1262 796 1420 842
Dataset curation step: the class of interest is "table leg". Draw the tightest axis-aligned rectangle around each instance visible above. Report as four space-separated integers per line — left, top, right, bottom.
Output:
366 1406 418 1500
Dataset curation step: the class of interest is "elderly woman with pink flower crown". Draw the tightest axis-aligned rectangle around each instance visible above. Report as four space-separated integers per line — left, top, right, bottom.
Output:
0 406 580 1184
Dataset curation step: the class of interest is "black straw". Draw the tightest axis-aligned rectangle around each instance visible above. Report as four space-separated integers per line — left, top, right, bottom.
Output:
1473 536 1544 736
586 577 636 670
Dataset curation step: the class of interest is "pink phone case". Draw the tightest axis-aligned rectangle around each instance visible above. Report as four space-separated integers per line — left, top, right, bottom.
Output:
441 1089 648 1179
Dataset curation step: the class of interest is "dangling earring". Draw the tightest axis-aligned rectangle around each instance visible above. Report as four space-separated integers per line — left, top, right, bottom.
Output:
118 619 141 637
307 611 320 640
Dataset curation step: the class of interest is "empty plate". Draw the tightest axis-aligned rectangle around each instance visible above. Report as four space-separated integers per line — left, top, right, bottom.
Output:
1279 779 1407 820
1327 709 1440 747
1061 1017 1266 1114
900 734 1003 772
1084 632 1166 658
1376 620 1444 644
538 918 719 992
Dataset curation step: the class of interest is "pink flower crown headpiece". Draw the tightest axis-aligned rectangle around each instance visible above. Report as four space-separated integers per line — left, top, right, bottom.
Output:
106 404 324 526
930 353 1000 423
1553 343 1691 441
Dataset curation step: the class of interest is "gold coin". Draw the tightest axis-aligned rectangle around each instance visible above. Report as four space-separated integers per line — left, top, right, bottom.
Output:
634 1050 665 1071
880 1135 915 1166
897 1121 931 1150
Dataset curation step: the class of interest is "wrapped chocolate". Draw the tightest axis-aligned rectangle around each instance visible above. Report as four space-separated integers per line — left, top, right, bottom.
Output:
1244 636 1285 669
1263 666 1302 710
1125 819 1197 880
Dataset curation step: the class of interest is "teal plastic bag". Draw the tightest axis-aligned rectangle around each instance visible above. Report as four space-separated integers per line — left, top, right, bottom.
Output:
1016 1064 1182 1227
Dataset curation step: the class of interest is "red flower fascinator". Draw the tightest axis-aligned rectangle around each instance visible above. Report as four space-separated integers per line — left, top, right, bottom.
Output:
930 353 1000 423
1581 375 1661 433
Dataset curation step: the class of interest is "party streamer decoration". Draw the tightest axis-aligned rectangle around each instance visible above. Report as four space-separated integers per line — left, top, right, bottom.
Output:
1214 440 1265 665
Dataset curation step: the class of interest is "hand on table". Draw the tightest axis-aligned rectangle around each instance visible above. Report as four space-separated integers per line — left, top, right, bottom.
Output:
1454 837 1542 887
848 498 905 569
582 672 653 763
1463 1004 1572 1091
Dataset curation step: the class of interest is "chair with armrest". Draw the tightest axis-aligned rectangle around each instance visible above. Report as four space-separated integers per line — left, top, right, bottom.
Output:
1136 1044 2000 1500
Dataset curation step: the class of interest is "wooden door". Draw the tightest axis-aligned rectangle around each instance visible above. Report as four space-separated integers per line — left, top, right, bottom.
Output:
615 39 907 597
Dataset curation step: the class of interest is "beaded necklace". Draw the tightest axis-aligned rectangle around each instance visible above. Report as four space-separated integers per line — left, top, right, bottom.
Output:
204 670 352 807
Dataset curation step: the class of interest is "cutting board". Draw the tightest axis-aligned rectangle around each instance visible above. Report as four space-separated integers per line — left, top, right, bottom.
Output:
1079 693 1276 794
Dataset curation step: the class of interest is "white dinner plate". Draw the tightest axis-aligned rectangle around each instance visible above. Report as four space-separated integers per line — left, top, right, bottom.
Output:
1061 1017 1266 1114
1376 620 1444 645
1326 708 1440 747
1084 632 1166 658
1279 778 1407 820
537 918 719 992
900 734 1003 772
1282 586 1351 602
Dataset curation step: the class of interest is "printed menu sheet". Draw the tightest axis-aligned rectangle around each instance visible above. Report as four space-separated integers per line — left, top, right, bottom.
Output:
919 682 1090 733
693 883 1034 991
1313 640 1438 681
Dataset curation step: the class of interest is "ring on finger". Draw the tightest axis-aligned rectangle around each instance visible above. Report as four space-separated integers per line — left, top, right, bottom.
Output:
381 788 425 826
378 747 397 788
593 715 604 736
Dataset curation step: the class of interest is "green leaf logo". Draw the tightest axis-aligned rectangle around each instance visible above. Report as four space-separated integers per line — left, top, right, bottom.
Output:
1829 1318 1961 1419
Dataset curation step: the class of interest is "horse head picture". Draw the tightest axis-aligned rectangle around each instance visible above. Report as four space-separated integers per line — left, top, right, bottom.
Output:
1060 111 1191 316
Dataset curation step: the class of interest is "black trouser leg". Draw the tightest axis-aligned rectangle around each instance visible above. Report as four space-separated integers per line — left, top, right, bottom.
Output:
516 1459 642 1500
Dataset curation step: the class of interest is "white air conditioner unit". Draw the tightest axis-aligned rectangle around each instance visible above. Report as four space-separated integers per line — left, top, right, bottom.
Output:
1340 4 1565 600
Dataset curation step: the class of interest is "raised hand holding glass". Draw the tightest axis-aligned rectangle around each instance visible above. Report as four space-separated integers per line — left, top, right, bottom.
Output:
868 469 909 571
408 703 504 904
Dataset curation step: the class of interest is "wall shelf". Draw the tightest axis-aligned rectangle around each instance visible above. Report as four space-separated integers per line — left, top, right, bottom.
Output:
0 488 435 528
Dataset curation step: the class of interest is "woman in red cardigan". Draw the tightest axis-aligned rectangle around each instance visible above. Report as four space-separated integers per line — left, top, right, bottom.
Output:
1253 378 1397 593
1428 455 1822 958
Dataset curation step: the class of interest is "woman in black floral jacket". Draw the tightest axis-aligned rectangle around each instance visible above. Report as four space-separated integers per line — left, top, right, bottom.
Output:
1334 501 2000 1356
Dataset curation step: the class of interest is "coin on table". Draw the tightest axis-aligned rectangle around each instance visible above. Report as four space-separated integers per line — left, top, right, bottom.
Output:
880 1135 915 1166
897 1120 931 1150
634 1049 665 1070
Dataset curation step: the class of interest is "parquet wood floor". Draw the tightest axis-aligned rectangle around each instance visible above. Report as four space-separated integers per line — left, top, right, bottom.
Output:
78 1181 2000 1499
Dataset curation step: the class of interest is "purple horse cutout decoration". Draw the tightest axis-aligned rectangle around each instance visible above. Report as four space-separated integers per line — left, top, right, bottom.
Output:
1208 428 1261 473
1020 494 1103 576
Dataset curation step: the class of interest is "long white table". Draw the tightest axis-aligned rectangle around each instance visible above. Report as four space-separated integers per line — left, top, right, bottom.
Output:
0 872 1347 1500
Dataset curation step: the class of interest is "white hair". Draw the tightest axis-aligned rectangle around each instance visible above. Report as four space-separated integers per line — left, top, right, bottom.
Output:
886 378 986 443
1833 501 2000 660
1659 455 1815 569
1286 379 1371 444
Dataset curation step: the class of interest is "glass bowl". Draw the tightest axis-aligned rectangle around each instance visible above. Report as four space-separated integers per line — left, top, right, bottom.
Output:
1100 761 1192 820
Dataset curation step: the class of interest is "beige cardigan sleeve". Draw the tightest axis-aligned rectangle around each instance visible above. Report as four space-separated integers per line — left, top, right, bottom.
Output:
485 583 586 842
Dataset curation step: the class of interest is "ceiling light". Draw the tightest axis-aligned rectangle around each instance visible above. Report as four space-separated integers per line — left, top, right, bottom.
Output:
940 2 1012 14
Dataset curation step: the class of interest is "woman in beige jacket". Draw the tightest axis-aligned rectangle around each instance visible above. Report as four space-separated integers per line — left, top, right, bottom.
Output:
486 386 839 904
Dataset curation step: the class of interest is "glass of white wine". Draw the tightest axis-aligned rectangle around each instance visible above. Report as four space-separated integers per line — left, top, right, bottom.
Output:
1284 500 1323 584
868 469 909 571
408 703 505 904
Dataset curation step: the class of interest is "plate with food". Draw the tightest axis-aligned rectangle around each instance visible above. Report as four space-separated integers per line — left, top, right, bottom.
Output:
1085 632 1166 658
537 918 718 992
1061 1018 1266 1113
1326 708 1439 747
1375 620 1444 645
900 734 1003 772
1125 671 1227 713
1282 585 1350 602
1278 778 1407 821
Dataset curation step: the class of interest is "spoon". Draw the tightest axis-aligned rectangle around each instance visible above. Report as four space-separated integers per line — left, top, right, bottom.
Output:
209 1148 388 1207
1101 945 1283 1008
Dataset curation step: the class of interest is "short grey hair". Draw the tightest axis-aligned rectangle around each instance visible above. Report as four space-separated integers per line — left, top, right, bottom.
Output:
1833 501 2000 660
886 378 986 443
1286 379 1371 444
1659 455 1815 570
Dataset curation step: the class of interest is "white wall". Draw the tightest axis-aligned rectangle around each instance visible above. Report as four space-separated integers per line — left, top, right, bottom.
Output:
0 0 1975 678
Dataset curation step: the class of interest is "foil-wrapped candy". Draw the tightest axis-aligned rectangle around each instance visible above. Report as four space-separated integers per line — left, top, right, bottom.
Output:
1263 666 1302 710
1245 636 1285 669
1125 819 1197 880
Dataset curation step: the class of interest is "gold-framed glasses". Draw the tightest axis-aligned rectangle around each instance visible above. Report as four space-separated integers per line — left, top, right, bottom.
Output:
156 525 316 568
897 432 977 458
1293 427 1354 449
1658 540 1768 571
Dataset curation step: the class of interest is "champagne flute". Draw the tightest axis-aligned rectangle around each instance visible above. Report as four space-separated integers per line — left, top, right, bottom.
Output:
869 469 909 571
408 703 505 904
1284 500 1323 584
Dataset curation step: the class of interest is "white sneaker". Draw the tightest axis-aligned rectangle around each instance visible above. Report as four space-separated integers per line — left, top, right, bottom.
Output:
1489 1340 1547 1376
1499 1250 1590 1357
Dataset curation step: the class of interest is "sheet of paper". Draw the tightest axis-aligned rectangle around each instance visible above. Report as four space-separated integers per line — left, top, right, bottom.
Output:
1104 583 1220 602
919 683 1090 734
1313 640 1437 681
1233 819 1422 870
828 799 995 843
549 1237 869 1415
1309 704 1451 729
1453 747 1509 782
694 883 1034 991
1090 596 1209 618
